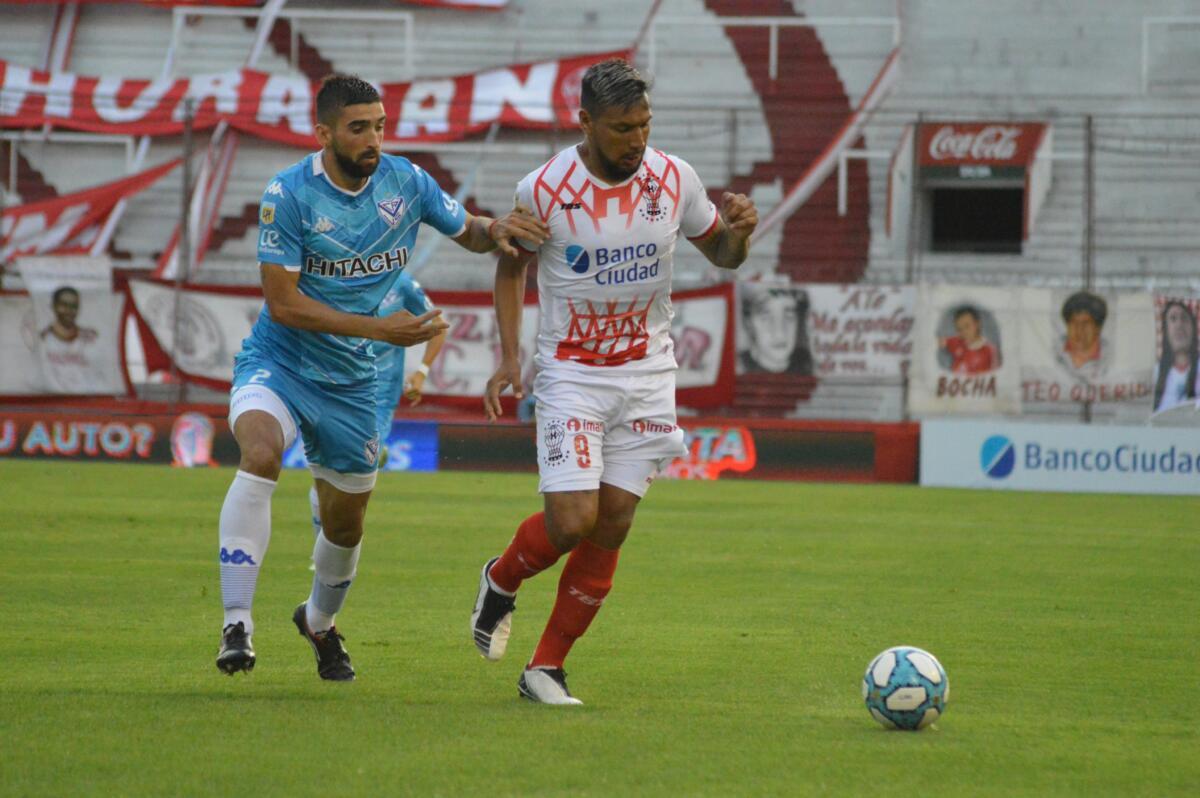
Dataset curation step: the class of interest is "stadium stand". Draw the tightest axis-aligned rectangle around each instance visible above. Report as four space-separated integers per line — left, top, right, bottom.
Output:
2 0 1197 423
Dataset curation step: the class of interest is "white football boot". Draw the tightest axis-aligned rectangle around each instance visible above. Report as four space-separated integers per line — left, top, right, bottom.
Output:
518 667 583 706
471 557 515 660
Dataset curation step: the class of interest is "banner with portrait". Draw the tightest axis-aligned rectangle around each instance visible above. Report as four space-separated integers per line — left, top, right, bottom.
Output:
15 256 125 395
1150 295 1200 417
908 284 1022 415
1018 288 1153 406
122 282 735 407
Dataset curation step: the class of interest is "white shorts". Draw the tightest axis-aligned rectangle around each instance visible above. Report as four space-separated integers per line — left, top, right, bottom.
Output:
533 368 687 497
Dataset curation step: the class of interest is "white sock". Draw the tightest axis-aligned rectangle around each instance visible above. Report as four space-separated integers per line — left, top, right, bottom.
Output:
307 532 361 634
309 484 322 539
219 470 276 635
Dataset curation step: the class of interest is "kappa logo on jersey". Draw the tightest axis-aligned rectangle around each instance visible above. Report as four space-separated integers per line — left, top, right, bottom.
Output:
542 419 568 467
304 247 409 278
266 180 285 197
377 196 406 227
260 202 275 225
566 245 591 274
313 216 336 234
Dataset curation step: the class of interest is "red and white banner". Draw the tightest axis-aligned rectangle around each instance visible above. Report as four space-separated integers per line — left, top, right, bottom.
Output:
0 159 179 263
918 122 1048 167
0 50 626 146
126 280 734 407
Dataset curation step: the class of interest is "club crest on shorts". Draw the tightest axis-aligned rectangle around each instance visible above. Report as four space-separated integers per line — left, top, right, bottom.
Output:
364 435 380 466
542 419 567 467
377 196 406 228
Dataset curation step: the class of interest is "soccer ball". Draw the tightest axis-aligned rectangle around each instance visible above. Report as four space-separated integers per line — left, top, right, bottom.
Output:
862 646 949 730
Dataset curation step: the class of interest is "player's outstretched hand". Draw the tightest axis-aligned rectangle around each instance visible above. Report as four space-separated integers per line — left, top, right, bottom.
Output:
377 308 448 347
720 192 758 240
483 357 524 422
403 371 427 406
489 204 549 257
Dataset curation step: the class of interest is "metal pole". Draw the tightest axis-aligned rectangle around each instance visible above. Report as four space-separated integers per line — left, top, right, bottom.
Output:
170 99 195 408
726 108 738 181
1081 113 1095 424
1083 114 1094 290
904 113 923 283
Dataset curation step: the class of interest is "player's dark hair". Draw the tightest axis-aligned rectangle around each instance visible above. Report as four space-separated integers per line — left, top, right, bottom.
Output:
580 59 650 116
316 75 380 126
952 305 980 323
1061 291 1107 327
52 286 79 305
1154 299 1199 409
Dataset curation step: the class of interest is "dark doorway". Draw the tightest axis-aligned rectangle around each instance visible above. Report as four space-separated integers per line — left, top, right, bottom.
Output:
930 188 1023 253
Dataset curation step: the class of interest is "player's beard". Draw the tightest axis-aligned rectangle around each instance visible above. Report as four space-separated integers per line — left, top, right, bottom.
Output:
332 142 379 180
594 146 642 182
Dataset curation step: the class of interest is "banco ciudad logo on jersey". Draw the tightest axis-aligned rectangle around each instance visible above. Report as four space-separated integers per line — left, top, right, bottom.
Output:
980 435 1016 479
566 244 590 274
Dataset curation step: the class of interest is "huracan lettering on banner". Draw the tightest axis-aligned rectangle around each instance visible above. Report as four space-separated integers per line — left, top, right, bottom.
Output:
303 247 408 278
0 51 628 146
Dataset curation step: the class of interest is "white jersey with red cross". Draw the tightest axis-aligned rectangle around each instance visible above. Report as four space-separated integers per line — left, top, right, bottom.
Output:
515 144 719 376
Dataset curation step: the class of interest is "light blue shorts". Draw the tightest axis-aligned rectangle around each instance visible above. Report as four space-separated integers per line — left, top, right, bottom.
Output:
230 354 380 482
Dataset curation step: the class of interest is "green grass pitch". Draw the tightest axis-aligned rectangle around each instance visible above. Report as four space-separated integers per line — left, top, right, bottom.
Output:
0 459 1197 796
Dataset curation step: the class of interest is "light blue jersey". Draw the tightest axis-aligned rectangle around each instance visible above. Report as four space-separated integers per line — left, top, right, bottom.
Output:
241 151 466 385
375 272 435 436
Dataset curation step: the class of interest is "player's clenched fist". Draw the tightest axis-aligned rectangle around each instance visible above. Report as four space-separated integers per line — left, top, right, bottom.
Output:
489 204 550 257
720 192 758 239
376 308 448 347
483 356 524 422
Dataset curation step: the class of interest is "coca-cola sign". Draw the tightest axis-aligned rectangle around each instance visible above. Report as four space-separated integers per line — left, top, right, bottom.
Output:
918 122 1047 166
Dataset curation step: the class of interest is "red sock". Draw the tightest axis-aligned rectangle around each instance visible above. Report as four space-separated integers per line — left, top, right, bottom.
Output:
488 512 562 594
529 539 620 670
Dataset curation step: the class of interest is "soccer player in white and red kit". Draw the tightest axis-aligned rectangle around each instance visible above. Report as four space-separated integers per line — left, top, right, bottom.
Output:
470 59 758 704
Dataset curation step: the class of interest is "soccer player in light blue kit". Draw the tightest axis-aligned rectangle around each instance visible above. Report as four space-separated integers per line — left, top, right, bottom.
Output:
305 271 446 536
216 75 548 680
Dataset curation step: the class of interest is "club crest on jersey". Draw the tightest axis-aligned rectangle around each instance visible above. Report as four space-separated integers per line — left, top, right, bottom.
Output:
377 196 406 228
637 174 665 221
364 435 380 466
